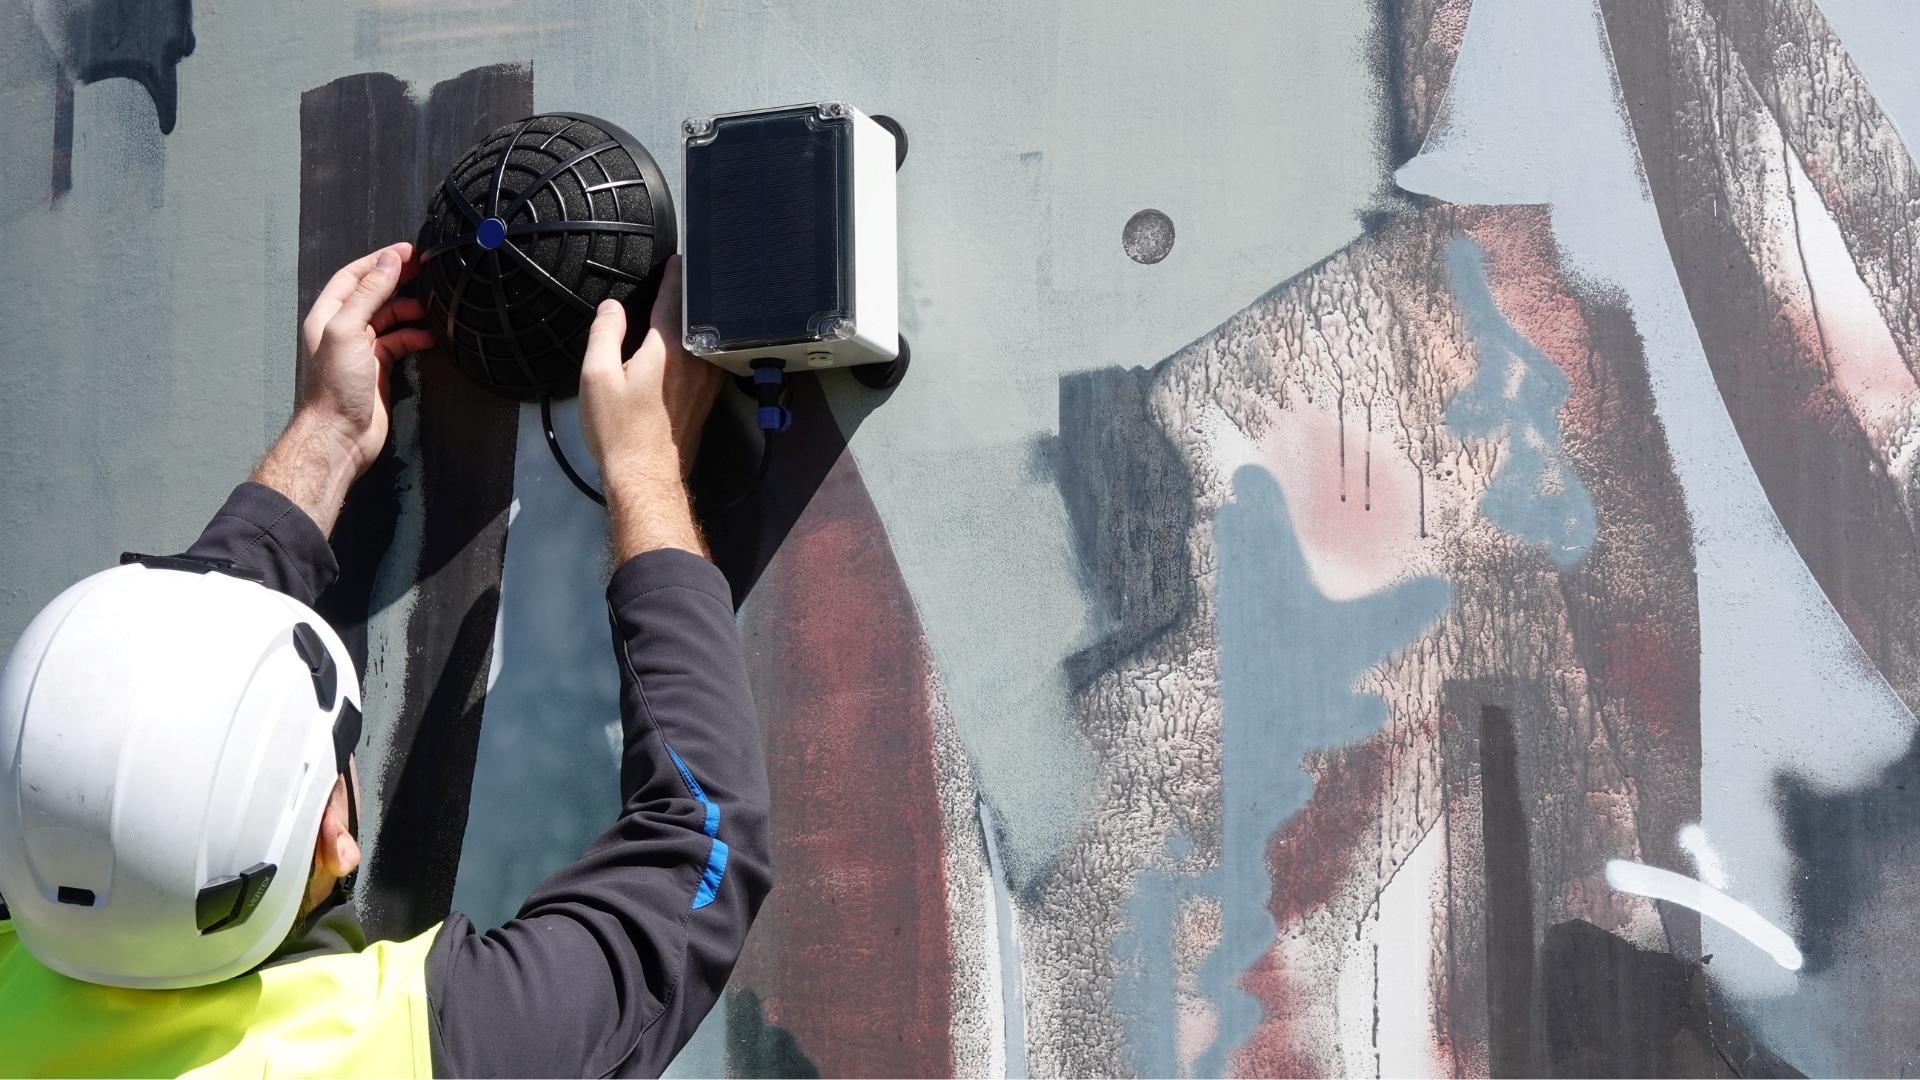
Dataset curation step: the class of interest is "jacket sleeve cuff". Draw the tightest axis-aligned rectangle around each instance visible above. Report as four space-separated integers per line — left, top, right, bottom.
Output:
606 548 734 617
185 481 340 606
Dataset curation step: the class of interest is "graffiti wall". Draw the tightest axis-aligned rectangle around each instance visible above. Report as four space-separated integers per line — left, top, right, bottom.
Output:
4 0 1920 1074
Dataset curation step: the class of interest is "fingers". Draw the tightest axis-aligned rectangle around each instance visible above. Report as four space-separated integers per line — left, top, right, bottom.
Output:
306 242 412 336
373 327 437 363
635 257 684 363
581 300 628 383
329 246 408 333
370 296 426 335
315 246 391 305
649 256 683 340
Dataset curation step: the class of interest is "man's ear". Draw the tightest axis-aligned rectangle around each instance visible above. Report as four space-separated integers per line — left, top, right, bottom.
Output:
315 773 361 878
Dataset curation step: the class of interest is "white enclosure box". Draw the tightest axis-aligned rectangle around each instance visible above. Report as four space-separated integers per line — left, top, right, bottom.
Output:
680 102 899 377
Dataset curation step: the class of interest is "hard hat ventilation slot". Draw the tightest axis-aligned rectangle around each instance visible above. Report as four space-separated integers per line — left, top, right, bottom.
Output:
54 886 95 907
195 862 277 934
290 623 338 711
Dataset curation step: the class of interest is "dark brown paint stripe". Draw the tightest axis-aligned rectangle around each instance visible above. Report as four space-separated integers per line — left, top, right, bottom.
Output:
297 64 526 940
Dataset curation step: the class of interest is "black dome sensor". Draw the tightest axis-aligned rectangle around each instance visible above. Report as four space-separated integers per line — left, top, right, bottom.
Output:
416 113 676 400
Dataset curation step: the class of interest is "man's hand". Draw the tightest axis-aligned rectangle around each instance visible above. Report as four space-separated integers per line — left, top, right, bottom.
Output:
580 257 724 560
257 242 434 536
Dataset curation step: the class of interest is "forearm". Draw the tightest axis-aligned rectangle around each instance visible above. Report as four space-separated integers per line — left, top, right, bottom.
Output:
251 410 362 539
605 456 707 561
183 482 339 606
177 409 356 607
424 549 770 1078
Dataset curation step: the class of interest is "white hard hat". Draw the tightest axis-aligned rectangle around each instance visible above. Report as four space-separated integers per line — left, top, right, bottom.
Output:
0 552 361 989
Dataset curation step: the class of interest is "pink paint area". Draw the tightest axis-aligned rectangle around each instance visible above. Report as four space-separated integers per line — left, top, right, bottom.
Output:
1474 208 1703 857
1233 946 1331 1079
1723 106 1920 474
1467 211 1599 406
1167 893 1222 1075
1777 145 1920 476
1264 739 1388 928
1175 1005 1217 1076
1260 397 1431 600
1167 903 1213 1068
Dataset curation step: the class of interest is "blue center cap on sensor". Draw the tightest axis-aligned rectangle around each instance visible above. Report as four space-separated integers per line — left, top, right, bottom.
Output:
476 217 507 250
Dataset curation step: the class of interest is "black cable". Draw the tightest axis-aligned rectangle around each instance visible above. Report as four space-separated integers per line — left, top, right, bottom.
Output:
545 361 788 511
715 433 776 516
712 361 792 514
542 395 606 505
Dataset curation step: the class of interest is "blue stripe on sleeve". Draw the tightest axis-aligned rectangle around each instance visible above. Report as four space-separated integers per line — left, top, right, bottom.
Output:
664 744 728 909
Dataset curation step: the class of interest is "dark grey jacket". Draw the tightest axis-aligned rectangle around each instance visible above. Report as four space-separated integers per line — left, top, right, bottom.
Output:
187 481 772 1078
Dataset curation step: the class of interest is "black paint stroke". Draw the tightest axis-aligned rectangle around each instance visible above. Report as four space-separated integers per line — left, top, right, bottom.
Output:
1441 675 1552 1076
300 71 418 681
1540 920 1802 1078
725 987 822 1079
299 64 528 941
1372 0 1465 170
51 68 74 202
1051 366 1193 690
48 0 195 134
368 64 530 938
1777 729 1920 975
1480 704 1538 1078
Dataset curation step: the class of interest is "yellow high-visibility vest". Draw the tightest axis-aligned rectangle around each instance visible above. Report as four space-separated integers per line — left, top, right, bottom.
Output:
0 915 437 1078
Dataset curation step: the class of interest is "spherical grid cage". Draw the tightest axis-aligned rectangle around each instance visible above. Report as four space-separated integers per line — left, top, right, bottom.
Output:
416 113 677 400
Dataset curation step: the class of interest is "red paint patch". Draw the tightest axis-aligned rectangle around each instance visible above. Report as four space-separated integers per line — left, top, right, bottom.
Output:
1265 739 1390 929
1595 621 1694 749
1232 738 1390 1075
732 450 957 1078
1233 945 1330 1078
1468 213 1592 387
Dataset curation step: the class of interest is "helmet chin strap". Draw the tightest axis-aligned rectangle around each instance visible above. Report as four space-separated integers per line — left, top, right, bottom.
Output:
327 701 363 907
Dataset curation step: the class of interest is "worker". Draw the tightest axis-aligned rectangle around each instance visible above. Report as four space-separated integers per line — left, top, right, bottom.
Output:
0 242 770 1077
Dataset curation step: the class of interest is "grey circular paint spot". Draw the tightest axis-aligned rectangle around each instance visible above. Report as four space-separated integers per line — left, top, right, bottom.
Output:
1122 209 1175 264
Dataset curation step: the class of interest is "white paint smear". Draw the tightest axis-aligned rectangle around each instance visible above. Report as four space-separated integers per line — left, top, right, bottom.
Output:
1677 824 1727 890
1337 824 1447 1079
1605 860 1803 971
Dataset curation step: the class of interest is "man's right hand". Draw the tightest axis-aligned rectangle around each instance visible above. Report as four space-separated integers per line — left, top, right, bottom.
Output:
580 257 724 560
257 241 433 538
